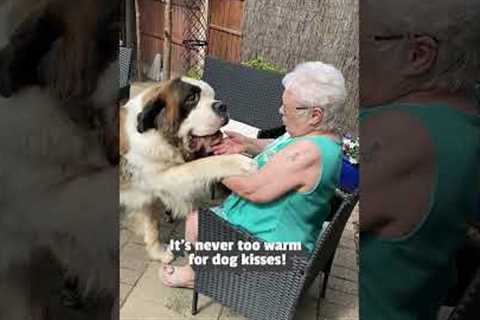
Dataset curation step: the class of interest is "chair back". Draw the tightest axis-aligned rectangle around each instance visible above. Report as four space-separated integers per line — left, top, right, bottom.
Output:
119 46 132 88
301 189 359 294
203 56 284 129
447 225 480 320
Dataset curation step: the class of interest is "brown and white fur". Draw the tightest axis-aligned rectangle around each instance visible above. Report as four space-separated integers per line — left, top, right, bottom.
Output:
0 0 118 319
120 78 256 263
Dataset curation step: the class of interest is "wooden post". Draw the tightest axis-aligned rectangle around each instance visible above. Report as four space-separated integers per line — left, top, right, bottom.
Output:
201 0 210 74
134 0 143 81
163 0 172 80
125 0 134 47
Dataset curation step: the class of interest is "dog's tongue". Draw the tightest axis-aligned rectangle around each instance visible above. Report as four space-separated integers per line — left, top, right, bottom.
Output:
208 130 223 145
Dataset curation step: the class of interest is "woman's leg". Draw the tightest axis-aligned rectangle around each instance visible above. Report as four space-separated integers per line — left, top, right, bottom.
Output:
185 210 199 244
159 210 198 288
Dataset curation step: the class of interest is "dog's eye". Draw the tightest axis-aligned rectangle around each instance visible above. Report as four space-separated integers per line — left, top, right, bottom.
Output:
186 93 198 104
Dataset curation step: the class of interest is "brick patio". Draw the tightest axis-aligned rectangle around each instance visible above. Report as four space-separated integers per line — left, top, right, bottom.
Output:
120 207 359 320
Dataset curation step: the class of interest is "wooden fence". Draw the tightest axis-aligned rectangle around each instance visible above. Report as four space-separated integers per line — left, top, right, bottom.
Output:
208 0 244 62
127 0 358 132
137 0 245 77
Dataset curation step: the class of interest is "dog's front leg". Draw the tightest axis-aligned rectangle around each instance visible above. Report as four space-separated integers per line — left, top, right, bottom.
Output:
145 154 257 217
135 206 174 264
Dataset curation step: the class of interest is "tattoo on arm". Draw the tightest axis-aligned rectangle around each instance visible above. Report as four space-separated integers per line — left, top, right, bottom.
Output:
286 152 301 163
360 140 382 163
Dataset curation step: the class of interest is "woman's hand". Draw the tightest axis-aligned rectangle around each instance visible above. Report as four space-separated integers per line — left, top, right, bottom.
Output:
212 131 249 155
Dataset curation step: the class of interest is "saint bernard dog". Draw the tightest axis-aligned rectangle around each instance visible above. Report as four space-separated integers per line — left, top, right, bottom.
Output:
0 0 118 319
120 78 256 263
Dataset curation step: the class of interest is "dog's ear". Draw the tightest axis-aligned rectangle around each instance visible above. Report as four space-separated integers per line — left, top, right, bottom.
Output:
136 99 166 133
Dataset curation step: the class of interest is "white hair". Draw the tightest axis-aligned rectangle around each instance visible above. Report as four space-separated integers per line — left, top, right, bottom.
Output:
282 61 347 133
365 0 480 91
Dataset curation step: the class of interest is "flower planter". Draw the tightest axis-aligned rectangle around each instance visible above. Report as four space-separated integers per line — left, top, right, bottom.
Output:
340 157 359 192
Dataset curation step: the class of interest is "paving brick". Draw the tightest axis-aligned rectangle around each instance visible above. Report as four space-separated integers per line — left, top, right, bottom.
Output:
121 297 180 320
330 265 358 283
120 257 149 273
323 289 358 308
338 240 356 251
340 230 356 242
328 277 358 296
317 300 359 320
129 233 145 246
295 302 319 320
121 261 222 320
120 228 132 249
333 248 357 270
120 206 359 320
294 275 357 320
120 243 149 272
122 243 149 260
121 268 144 286
120 283 133 306
218 306 247 320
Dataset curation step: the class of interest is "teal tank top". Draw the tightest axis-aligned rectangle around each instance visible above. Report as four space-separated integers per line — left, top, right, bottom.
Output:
360 103 480 320
215 133 342 252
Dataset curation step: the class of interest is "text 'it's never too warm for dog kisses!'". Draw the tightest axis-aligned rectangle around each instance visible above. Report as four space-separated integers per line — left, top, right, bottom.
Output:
168 239 303 268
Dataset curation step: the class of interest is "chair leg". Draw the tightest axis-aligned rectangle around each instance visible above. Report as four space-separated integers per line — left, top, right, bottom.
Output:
192 290 199 315
316 274 323 320
321 256 335 298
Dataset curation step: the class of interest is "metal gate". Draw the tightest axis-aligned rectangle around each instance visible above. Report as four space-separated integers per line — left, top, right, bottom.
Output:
182 0 209 78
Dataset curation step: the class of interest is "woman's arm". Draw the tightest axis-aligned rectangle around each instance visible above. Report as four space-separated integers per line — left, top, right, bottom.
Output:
222 140 321 203
360 111 435 234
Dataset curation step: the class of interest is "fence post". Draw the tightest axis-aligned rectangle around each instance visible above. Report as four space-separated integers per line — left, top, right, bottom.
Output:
163 0 173 80
134 0 143 81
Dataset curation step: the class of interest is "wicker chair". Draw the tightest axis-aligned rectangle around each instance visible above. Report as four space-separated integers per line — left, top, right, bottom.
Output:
192 189 359 320
119 46 132 103
446 225 480 320
447 268 480 320
119 46 132 89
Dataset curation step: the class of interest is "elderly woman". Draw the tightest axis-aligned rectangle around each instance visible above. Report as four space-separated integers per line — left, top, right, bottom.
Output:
360 1 480 319
160 61 348 288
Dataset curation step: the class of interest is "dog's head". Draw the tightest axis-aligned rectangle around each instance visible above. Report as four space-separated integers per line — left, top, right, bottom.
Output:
131 77 229 159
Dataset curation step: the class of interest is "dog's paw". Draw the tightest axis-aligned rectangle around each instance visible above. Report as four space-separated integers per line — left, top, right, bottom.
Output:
225 154 258 176
147 242 175 264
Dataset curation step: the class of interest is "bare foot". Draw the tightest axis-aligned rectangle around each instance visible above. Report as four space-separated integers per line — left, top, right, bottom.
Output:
159 265 195 288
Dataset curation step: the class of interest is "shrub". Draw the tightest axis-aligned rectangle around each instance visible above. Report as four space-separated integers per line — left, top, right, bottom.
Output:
242 56 285 74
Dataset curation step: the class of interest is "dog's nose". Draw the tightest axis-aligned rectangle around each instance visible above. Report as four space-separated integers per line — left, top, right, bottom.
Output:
212 101 228 116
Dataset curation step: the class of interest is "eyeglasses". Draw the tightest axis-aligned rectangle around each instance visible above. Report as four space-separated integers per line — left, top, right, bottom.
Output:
279 104 324 114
